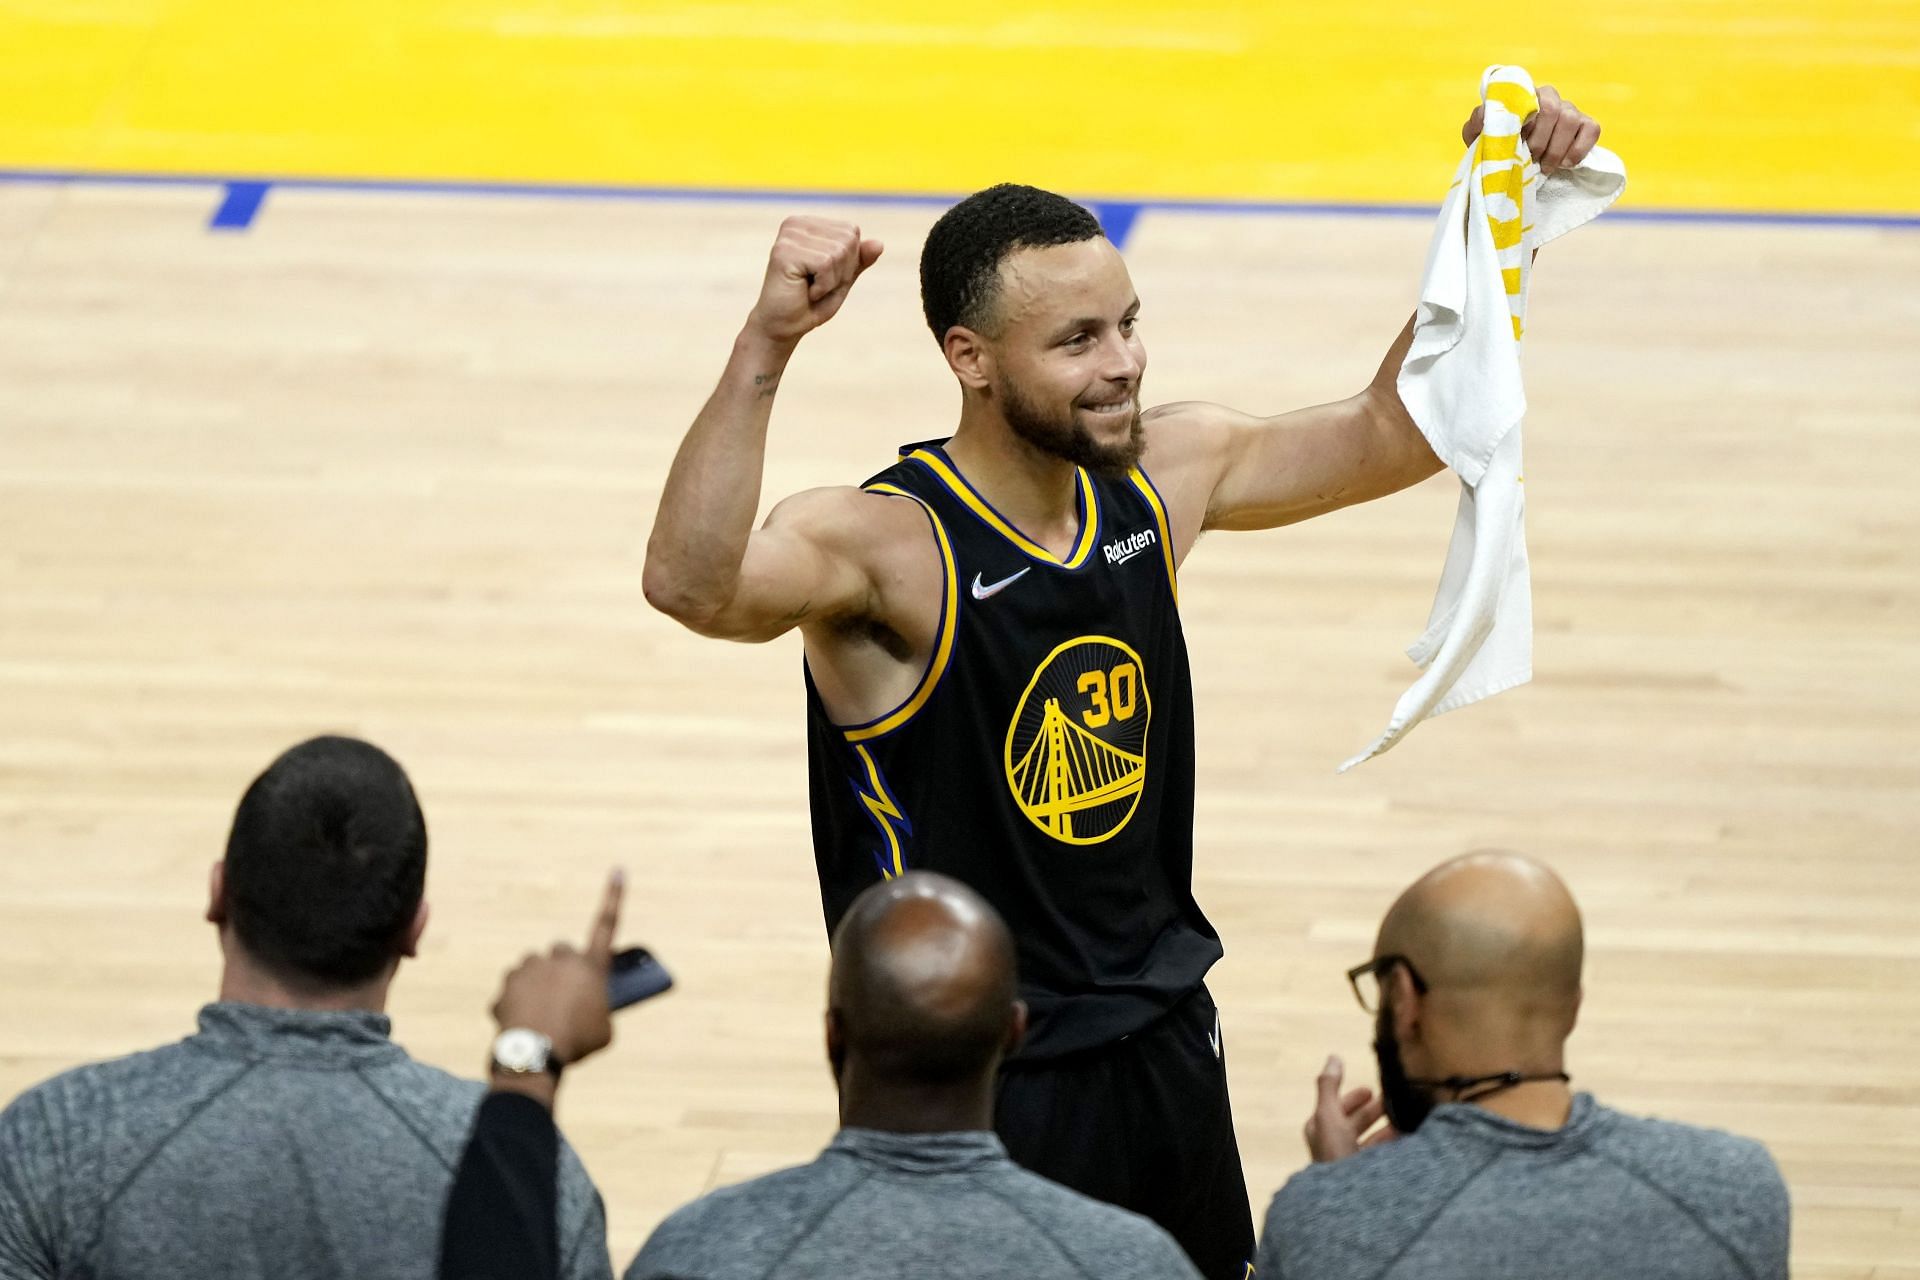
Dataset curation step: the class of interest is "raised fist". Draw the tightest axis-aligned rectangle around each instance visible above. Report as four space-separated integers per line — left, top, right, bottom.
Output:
746 216 885 345
1460 83 1601 175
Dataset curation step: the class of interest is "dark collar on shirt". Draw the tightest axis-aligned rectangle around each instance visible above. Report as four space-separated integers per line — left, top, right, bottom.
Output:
1425 1091 1604 1149
830 1127 1010 1174
187 1001 408 1069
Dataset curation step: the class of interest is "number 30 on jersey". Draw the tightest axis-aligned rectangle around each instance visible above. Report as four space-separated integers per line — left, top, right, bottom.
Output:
1004 637 1152 845
1076 663 1139 728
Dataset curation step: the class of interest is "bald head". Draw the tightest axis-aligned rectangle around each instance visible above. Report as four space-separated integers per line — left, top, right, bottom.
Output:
1378 851 1583 1023
828 872 1022 1086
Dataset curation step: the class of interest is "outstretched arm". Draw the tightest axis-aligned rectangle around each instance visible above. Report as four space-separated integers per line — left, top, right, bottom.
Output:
1146 88 1601 549
1146 315 1431 540
642 217 886 641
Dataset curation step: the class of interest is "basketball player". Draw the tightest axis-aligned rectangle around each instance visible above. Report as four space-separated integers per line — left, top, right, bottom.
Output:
643 92 1602 1279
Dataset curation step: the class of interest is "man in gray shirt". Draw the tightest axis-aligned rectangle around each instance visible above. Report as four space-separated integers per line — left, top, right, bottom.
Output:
632 870 1199 1279
1258 851 1789 1280
0 735 612 1280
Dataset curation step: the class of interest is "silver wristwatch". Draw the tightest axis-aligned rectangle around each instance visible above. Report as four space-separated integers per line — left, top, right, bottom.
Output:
491 1028 562 1079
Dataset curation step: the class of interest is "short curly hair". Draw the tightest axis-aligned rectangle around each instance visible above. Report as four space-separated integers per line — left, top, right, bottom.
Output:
920 183 1104 342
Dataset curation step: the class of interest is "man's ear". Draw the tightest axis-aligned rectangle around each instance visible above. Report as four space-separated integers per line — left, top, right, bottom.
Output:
943 326 994 392
1390 963 1423 1044
206 861 227 927
825 1007 847 1079
1006 999 1029 1055
399 900 429 959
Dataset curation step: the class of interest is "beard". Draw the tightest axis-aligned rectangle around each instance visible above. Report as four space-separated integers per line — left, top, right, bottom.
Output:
999 374 1144 478
1374 1003 1438 1135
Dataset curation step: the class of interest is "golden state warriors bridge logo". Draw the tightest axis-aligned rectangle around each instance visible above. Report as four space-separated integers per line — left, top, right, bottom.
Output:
1004 636 1150 845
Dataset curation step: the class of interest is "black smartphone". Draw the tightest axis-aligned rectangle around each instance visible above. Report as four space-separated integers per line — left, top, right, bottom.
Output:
607 946 673 1011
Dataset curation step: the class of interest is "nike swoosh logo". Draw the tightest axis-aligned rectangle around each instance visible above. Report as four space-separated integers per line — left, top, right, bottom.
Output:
971 567 1032 600
1208 1013 1222 1060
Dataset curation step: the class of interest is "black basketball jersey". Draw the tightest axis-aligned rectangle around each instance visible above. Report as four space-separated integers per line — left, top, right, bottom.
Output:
805 439 1223 1060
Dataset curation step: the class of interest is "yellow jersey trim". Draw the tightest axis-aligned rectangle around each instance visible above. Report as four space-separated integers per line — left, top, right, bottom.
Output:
843 483 959 743
1128 467 1180 606
852 743 909 877
907 448 1099 568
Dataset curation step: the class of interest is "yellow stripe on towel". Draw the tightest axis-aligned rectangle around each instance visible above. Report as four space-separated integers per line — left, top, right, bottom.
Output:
1477 133 1520 162
1484 81 1538 121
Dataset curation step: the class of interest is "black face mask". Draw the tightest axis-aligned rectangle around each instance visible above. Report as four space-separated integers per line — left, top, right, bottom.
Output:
1374 1003 1438 1134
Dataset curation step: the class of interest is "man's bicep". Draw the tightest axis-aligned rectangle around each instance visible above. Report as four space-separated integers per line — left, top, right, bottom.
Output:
1195 398 1387 532
691 489 879 642
1144 399 1370 539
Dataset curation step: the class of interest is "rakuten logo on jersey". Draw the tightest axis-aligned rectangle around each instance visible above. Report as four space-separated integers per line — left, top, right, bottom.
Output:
1103 528 1158 566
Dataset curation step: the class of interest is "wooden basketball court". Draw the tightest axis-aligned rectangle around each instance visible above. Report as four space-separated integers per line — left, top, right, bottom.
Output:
2 3 1916 1275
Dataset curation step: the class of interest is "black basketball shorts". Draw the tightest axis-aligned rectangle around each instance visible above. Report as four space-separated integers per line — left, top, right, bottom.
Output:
995 985 1255 1280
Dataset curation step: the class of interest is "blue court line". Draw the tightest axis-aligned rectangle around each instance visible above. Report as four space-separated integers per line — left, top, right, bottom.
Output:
1090 201 1145 249
1 167 1916 232
208 180 269 231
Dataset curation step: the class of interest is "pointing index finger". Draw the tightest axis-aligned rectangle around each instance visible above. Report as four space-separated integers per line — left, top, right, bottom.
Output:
587 867 625 965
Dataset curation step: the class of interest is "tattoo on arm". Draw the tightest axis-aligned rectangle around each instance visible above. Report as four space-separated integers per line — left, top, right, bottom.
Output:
776 599 811 626
753 372 782 400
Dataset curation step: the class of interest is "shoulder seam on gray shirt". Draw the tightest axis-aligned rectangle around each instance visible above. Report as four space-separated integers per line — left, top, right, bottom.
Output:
976 1181 1099 1279
355 1065 459 1173
754 1165 878 1280
1587 1146 1760 1280
561 1197 598 1274
85 1060 259 1257
1375 1146 1508 1280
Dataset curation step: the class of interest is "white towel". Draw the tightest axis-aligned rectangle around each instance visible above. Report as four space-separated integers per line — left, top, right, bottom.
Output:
1340 65 1625 773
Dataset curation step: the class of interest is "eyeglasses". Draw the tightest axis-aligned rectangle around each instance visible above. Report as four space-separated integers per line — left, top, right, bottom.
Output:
1345 954 1430 1013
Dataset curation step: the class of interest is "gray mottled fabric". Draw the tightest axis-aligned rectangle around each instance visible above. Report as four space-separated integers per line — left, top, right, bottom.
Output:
0 1002 611 1280
1257 1093 1789 1280
627 1127 1201 1280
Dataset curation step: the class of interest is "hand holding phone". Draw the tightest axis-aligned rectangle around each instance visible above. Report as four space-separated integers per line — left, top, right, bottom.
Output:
490 870 661 1072
608 946 673 1011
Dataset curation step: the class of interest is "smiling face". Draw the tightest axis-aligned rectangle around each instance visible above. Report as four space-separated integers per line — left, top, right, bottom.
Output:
972 238 1147 476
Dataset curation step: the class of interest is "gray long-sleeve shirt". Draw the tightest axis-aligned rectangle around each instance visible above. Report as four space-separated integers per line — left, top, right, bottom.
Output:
0 1002 612 1280
627 1127 1202 1280
1257 1093 1790 1280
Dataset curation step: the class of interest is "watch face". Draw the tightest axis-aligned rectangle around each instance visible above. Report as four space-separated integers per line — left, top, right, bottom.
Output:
494 1028 551 1073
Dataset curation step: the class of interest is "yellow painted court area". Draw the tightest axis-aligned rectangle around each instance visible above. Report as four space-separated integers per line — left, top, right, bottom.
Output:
4 0 1918 213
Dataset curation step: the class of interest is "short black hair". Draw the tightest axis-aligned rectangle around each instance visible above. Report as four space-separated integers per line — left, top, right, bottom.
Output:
920 183 1104 342
223 736 427 990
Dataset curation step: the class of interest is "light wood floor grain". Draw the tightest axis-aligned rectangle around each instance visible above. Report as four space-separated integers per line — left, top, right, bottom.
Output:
0 183 1915 1276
